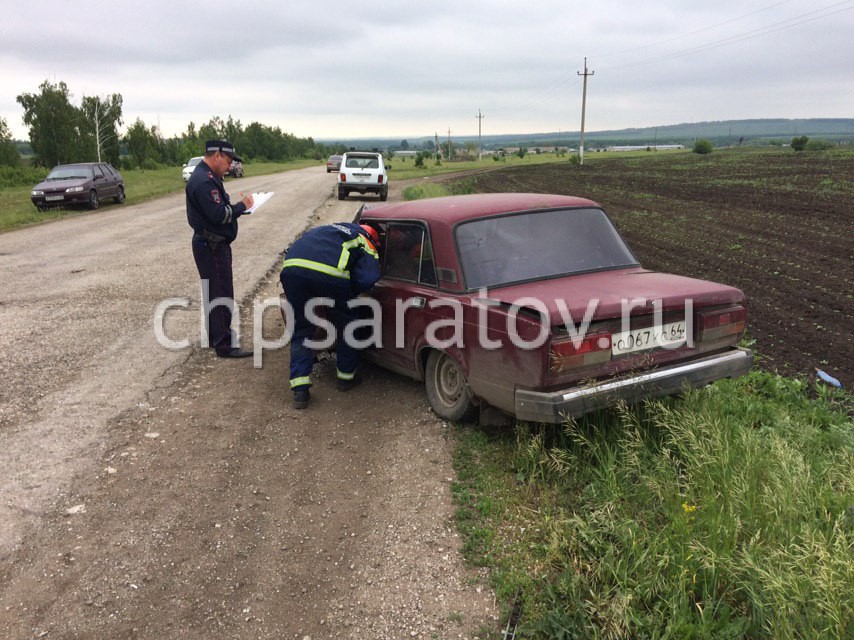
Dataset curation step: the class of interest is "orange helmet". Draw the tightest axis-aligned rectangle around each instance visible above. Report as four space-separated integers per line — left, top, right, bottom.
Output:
359 224 380 248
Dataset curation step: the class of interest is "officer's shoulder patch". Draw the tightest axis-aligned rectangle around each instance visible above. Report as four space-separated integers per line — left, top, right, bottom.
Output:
331 223 353 235
211 190 221 204
207 171 215 179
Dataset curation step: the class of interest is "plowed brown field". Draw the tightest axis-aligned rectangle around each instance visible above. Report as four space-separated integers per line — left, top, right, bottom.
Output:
447 149 853 388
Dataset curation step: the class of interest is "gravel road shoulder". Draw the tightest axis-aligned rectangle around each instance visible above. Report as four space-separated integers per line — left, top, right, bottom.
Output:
0 174 499 639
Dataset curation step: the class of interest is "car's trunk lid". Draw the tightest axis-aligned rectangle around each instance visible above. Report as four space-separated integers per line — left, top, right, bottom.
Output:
479 266 744 322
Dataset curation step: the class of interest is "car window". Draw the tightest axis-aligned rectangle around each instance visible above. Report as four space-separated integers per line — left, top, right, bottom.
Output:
93 165 104 177
46 166 92 180
382 223 437 286
345 155 379 169
455 207 638 289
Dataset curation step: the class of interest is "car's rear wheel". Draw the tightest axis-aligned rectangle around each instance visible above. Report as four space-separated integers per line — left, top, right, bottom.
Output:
380 187 388 202
425 350 476 422
88 190 100 210
338 186 347 200
114 185 126 204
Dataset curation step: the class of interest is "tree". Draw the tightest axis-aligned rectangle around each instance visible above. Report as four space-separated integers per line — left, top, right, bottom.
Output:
0 117 21 166
124 118 158 168
693 139 714 155
399 139 409 151
16 80 82 167
80 94 123 165
791 135 809 152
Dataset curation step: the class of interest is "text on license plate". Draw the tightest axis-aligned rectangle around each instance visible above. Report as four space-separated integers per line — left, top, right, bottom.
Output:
611 320 687 355
45 195 64 201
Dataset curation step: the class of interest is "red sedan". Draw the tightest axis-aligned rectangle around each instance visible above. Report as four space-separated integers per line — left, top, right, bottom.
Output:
353 193 753 424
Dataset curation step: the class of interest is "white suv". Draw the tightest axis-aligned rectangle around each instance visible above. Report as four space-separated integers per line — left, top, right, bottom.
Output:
338 151 389 201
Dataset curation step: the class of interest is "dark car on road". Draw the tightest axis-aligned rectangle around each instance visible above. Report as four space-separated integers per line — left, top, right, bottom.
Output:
326 154 342 173
31 162 125 211
351 193 753 424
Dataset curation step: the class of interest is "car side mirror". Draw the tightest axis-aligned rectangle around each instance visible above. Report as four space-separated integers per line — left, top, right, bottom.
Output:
386 164 392 170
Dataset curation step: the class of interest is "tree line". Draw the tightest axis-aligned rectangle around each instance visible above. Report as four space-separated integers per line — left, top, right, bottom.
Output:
1 80 332 169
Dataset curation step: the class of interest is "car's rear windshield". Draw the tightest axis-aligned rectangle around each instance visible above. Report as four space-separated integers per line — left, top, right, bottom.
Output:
46 166 92 180
455 207 638 289
345 155 380 169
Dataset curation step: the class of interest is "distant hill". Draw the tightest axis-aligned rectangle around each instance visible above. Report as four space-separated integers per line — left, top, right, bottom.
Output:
322 118 854 151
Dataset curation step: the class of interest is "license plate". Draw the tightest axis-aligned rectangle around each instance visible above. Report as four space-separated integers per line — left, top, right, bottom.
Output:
45 195 64 202
611 320 687 355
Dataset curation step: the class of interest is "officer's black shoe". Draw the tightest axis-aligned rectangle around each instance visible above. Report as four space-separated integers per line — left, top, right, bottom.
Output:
293 387 310 410
218 348 253 359
337 374 362 392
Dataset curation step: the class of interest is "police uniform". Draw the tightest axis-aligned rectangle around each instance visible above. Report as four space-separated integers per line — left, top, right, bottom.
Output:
186 141 250 357
280 223 381 396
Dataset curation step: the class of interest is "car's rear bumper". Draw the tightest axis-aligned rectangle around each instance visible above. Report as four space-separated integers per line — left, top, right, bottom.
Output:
514 347 753 423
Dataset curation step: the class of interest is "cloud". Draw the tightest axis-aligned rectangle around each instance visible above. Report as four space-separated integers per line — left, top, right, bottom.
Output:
1 0 852 140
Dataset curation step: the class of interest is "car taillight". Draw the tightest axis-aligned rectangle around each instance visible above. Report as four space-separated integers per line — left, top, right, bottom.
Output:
549 332 612 372
697 306 746 342
378 175 384 184
340 173 347 182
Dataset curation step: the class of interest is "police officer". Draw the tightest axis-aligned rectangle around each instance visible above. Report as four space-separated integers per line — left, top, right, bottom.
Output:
186 140 255 358
280 223 382 409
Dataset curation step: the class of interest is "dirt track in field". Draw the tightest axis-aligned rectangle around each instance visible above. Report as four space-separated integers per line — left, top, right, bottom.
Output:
449 150 853 389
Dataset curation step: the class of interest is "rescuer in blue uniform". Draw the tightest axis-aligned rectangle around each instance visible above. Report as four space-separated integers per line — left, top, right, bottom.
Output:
186 140 255 358
280 223 382 409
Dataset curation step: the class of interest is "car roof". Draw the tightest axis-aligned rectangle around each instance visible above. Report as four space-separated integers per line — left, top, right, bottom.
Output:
362 193 600 226
51 162 104 168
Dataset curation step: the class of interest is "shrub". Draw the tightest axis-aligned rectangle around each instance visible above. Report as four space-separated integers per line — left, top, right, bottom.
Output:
805 139 835 151
791 135 809 152
569 153 581 165
0 165 47 188
693 139 714 154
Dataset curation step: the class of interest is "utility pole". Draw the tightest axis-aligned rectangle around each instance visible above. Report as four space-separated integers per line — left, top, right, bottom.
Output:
447 128 452 161
476 109 485 161
577 57 594 166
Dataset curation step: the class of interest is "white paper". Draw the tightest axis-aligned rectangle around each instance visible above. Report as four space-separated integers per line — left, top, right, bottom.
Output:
245 191 274 214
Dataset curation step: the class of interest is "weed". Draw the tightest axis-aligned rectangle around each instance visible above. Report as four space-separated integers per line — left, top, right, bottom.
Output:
452 370 853 638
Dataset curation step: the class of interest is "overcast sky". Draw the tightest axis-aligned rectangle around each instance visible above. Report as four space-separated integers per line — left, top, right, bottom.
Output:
1 0 852 142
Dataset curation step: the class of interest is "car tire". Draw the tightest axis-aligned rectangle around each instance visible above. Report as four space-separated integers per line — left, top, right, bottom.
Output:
337 186 347 200
114 186 126 204
425 350 476 422
88 190 100 210
380 187 388 202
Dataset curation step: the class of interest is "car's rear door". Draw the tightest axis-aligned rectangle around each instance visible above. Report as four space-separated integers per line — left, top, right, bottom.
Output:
367 221 441 376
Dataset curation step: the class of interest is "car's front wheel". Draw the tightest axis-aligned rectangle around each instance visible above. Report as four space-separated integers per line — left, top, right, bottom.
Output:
88 190 100 210
114 186 126 204
425 350 476 422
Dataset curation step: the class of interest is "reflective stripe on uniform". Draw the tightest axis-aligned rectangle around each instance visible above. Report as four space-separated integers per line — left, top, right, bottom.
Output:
336 369 355 380
289 376 312 388
282 258 350 279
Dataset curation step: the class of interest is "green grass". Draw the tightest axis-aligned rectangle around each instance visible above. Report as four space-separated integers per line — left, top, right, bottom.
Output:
389 151 571 182
0 159 318 233
452 371 853 639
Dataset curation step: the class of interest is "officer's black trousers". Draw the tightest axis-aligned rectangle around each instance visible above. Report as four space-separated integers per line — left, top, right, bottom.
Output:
192 236 237 355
